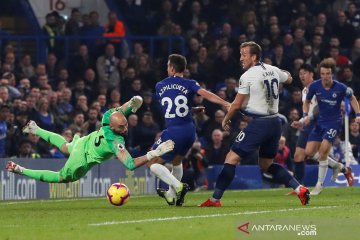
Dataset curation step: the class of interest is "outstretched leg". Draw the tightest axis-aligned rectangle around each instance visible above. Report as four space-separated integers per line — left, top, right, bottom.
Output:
148 158 189 206
7 137 90 183
199 150 240 207
260 159 310 206
23 121 69 154
7 161 61 182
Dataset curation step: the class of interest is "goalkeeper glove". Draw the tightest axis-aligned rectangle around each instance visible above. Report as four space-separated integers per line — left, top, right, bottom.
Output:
146 140 175 160
130 96 143 113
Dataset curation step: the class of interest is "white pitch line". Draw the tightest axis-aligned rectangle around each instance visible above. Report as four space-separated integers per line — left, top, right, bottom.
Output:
89 206 338 227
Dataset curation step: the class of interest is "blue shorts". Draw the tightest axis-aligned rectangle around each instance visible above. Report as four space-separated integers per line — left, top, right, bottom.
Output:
308 121 341 143
231 117 282 159
296 120 316 149
151 122 196 162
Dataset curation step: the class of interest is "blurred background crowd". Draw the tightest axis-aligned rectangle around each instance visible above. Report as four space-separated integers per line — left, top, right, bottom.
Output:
1 0 360 190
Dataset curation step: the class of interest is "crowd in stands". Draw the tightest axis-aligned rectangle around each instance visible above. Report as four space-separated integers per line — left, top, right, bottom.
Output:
1 0 360 189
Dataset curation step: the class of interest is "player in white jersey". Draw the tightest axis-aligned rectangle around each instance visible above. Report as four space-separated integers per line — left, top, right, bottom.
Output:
199 41 310 207
289 64 353 195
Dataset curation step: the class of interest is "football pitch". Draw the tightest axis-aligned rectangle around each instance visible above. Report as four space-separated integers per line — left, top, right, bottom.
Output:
1 187 359 240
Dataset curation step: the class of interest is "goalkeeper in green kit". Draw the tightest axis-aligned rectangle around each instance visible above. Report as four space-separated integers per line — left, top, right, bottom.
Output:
6 96 174 183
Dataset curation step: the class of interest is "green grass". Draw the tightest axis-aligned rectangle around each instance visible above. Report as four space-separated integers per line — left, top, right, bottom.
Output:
1 187 359 240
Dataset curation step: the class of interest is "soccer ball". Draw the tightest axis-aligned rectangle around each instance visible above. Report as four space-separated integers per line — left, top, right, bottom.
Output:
106 183 130 206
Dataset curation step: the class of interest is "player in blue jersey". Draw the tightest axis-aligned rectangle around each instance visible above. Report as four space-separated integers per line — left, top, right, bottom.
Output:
289 64 354 195
303 58 360 195
199 41 310 207
147 54 230 206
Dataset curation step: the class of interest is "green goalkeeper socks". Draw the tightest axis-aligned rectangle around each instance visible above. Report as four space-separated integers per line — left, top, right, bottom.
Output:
120 104 133 117
36 128 67 149
23 169 60 183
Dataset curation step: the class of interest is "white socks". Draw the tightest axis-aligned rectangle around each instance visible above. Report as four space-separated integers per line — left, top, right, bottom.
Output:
166 164 183 197
317 159 328 186
172 164 183 181
150 163 181 190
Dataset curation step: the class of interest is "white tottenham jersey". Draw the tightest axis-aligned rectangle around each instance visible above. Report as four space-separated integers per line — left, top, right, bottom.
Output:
238 63 288 115
302 86 318 118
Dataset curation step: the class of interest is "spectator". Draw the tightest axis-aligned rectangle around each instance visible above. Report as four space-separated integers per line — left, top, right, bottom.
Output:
345 2 360 34
96 43 120 89
32 97 56 131
135 55 156 90
0 104 10 157
64 8 82 52
123 78 143 102
0 86 10 105
332 10 356 50
17 54 35 79
192 20 213 48
103 11 126 56
69 44 95 79
329 46 352 75
212 45 238 88
129 42 149 67
82 107 101 135
272 44 292 71
16 78 31 98
350 37 360 62
57 88 74 126
136 111 160 155
311 33 327 60
204 129 227 165
301 43 321 67
74 95 88 115
349 119 360 161
274 136 294 173
68 112 85 135
331 135 358 165
126 113 141 156
182 141 208 191
80 11 104 57
137 91 164 129
12 139 40 158
282 107 300 157
42 12 62 59
108 88 121 106
83 68 97 90
71 78 93 105
96 94 108 114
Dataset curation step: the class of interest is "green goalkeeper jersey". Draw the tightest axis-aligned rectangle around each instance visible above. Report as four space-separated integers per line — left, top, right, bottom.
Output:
84 107 135 170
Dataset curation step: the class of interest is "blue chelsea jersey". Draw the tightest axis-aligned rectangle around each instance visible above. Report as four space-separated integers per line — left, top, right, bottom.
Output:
155 76 201 127
306 79 352 123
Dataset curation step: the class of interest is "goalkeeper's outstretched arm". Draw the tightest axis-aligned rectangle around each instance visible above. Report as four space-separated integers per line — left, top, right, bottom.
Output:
115 96 143 117
117 140 175 170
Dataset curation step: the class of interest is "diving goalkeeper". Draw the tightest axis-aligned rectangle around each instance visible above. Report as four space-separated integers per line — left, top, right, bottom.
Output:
6 96 174 183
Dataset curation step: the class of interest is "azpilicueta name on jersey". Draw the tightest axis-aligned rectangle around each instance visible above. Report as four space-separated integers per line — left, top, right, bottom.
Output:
159 84 189 97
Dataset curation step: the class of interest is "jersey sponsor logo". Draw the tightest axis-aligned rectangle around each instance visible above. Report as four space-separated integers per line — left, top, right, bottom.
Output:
117 143 125 151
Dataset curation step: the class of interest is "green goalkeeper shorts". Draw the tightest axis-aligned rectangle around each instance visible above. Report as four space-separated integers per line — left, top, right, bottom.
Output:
59 137 96 182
